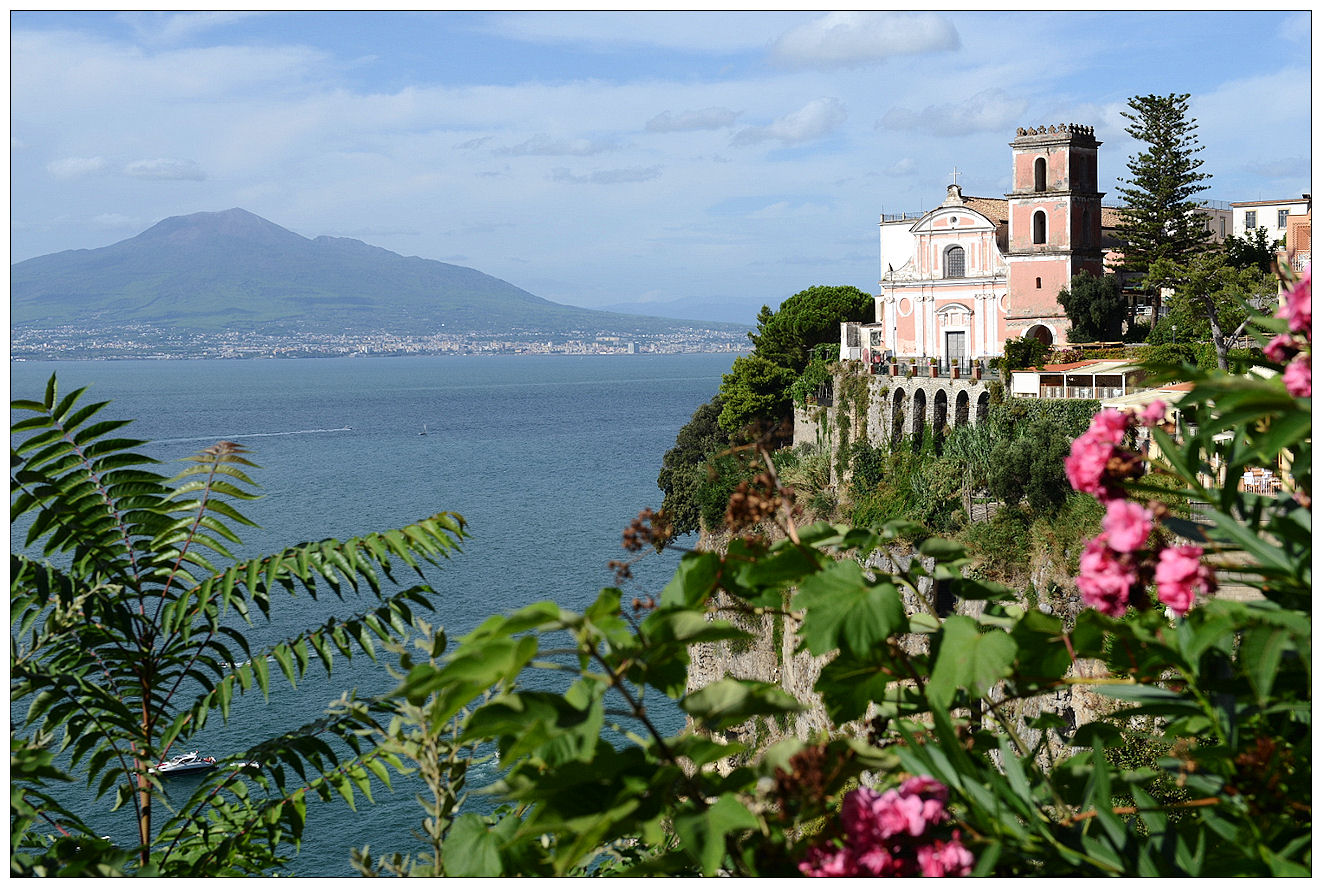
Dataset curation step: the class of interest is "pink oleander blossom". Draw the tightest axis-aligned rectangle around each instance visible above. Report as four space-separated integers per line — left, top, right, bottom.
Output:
1155 545 1215 616
1077 533 1137 617
899 775 951 827
1064 434 1116 498
1284 354 1311 398
803 778 969 878
1277 267 1311 337
1090 408 1133 444
1265 333 1301 365
917 833 975 877
1139 399 1168 427
1102 499 1153 553
1065 410 1139 501
798 842 858 877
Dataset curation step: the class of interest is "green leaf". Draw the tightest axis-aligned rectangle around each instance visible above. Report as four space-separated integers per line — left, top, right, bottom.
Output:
659 552 721 609
926 615 1016 709
680 678 802 732
793 559 905 656
917 536 967 561
1239 622 1293 706
672 794 759 877
442 813 505 877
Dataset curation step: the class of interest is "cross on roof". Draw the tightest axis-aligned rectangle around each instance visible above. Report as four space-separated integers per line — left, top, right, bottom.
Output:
951 165 960 187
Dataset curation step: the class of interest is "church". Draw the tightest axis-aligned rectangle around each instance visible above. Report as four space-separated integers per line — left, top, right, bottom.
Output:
843 123 1121 369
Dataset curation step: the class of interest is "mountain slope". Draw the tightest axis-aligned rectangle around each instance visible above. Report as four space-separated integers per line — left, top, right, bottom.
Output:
11 208 738 337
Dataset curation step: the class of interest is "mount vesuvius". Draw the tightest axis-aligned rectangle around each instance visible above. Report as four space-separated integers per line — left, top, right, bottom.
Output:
11 208 741 339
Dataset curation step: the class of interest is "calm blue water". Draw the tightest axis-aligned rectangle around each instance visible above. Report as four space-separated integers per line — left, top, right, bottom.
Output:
10 353 734 875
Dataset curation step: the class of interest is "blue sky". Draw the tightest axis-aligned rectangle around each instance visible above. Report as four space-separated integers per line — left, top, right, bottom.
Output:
9 11 1313 321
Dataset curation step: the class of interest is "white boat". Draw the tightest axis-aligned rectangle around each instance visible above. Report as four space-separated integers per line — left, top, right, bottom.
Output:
151 751 218 775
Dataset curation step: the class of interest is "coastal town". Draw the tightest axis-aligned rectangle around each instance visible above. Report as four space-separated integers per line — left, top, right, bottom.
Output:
8 323 750 360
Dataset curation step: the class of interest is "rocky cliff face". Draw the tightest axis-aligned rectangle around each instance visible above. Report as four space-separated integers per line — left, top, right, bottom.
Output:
685 536 1116 772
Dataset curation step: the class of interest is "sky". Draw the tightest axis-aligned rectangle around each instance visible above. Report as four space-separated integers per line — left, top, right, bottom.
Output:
9 10 1314 322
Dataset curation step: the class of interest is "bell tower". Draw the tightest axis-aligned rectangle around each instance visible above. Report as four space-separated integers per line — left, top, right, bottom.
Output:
1004 124 1105 340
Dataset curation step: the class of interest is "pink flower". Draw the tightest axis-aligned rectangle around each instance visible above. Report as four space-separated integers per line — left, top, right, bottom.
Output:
1064 433 1116 498
1102 499 1153 553
1090 408 1133 444
880 791 936 838
854 844 900 876
900 775 951 828
1076 533 1137 617
1139 399 1168 427
1154 545 1215 616
799 842 857 877
1277 267 1311 337
916 833 975 877
807 779 967 878
1065 410 1140 501
1265 333 1301 364
1284 354 1311 398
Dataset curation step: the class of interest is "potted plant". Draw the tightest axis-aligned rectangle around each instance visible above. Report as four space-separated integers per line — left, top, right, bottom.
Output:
928 357 938 378
908 359 917 378
972 360 983 380
950 358 960 380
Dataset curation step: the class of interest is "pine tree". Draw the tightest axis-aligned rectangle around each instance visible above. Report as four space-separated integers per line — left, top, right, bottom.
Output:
1115 93 1213 284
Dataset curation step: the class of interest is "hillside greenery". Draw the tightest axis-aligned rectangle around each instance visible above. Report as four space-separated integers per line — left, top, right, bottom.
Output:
657 285 872 536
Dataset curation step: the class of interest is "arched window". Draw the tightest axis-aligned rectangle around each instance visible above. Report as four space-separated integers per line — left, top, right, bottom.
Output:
1032 211 1047 245
1035 277 1042 289
944 245 965 278
1033 157 1046 192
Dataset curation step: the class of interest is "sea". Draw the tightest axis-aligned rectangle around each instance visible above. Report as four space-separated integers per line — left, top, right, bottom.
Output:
9 352 736 875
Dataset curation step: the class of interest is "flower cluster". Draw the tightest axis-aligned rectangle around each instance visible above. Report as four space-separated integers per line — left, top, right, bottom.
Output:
1066 408 1214 617
799 777 973 877
1063 408 1144 502
1272 267 1311 398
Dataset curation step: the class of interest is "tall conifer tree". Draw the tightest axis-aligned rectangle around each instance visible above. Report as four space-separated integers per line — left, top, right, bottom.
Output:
1115 93 1213 283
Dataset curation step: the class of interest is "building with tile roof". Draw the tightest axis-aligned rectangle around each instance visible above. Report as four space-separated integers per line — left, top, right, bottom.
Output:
847 123 1111 367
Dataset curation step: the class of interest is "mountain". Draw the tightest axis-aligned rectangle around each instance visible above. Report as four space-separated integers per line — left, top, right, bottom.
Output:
11 208 743 338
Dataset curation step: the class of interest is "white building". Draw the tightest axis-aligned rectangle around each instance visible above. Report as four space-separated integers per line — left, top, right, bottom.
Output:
1231 195 1311 243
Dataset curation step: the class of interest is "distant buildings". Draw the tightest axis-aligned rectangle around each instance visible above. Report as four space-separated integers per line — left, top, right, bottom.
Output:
1231 195 1310 243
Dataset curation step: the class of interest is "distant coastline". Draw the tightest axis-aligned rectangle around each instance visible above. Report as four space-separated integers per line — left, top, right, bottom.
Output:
10 325 750 361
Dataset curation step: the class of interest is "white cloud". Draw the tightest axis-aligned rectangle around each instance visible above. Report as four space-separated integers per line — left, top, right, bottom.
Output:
551 166 663 185
47 156 110 179
1276 11 1310 42
885 157 918 177
881 88 1028 136
125 158 206 180
769 11 959 70
746 199 831 219
1241 157 1310 180
120 11 266 45
645 107 740 133
485 11 802 54
498 134 621 157
733 97 846 146
91 213 140 230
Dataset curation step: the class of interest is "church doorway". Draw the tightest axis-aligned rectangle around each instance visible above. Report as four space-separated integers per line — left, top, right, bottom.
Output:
1024 324 1054 347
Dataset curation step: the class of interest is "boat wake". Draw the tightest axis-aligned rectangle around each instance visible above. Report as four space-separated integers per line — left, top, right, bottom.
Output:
153 427 354 446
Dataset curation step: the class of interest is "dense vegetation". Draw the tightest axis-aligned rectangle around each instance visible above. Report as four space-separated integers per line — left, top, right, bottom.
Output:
14 268 1310 876
658 285 870 536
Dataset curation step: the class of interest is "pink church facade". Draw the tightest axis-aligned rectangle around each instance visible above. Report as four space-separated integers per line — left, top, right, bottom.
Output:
844 124 1106 368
